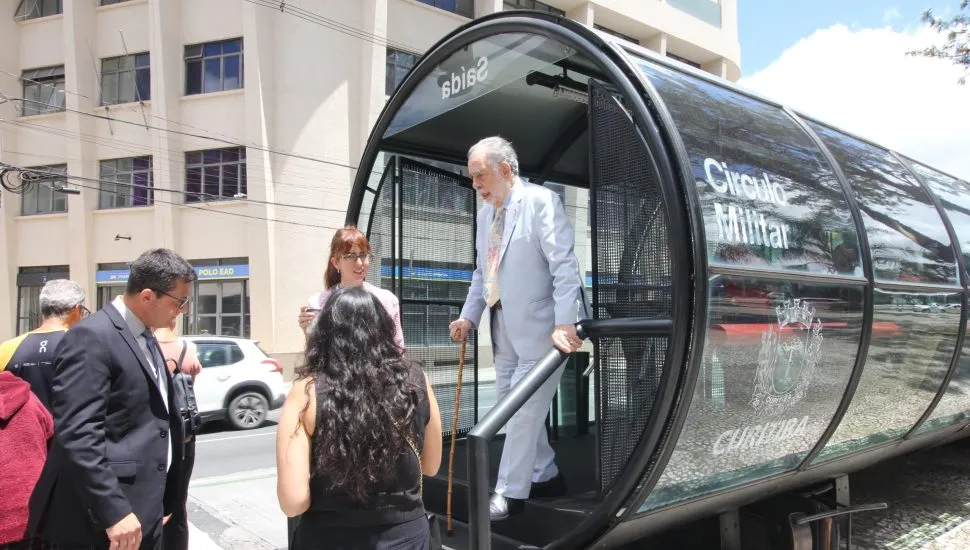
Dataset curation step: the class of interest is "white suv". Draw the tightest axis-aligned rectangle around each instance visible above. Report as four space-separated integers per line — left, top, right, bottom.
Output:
183 336 287 430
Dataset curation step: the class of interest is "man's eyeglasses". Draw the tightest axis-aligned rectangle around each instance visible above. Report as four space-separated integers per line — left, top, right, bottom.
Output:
341 252 373 263
77 305 91 318
153 289 191 309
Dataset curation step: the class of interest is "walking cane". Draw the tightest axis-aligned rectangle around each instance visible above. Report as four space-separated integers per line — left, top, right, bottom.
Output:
447 333 467 536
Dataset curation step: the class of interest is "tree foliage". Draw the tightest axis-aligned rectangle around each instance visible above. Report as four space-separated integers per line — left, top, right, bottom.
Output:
908 0 970 84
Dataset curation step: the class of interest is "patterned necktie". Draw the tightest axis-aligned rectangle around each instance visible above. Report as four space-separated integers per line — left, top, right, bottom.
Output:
484 205 505 308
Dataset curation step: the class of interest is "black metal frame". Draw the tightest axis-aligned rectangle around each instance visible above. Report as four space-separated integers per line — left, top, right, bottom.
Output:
786 108 876 470
603 42 709 524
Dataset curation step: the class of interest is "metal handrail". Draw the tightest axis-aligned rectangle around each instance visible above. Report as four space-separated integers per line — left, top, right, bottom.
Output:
466 317 672 549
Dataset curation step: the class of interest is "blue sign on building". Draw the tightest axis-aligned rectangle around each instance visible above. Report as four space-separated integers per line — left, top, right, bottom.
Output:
96 264 250 285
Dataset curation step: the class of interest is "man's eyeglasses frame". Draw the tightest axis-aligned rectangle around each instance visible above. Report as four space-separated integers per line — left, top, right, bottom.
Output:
153 288 191 309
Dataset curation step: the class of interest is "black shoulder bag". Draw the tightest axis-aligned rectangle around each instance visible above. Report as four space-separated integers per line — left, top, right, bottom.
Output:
169 341 203 440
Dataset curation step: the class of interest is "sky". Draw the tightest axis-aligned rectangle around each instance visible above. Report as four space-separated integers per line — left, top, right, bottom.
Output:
735 0 970 181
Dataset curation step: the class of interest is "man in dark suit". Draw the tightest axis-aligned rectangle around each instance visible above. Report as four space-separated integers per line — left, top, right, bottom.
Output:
29 248 198 550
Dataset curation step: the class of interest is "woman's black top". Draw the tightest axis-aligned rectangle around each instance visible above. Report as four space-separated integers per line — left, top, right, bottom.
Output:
301 361 431 527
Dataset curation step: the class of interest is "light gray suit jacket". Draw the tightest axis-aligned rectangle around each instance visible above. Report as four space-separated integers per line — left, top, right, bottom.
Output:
460 178 590 362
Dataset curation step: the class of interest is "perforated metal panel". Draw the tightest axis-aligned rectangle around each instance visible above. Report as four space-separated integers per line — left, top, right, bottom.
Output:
396 158 479 437
589 81 673 491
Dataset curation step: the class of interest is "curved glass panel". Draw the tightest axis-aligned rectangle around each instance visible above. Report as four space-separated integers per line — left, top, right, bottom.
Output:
904 160 970 271
637 60 861 276
808 123 958 285
817 289 958 461
917 317 970 434
384 32 573 138
640 277 862 511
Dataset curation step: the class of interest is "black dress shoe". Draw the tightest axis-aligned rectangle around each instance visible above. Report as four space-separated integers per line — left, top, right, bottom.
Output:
529 472 567 498
489 494 526 521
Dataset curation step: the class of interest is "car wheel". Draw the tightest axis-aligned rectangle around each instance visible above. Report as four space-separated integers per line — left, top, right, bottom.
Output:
227 391 269 430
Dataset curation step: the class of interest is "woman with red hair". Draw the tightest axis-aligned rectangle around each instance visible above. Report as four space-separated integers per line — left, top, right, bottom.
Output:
298 224 405 350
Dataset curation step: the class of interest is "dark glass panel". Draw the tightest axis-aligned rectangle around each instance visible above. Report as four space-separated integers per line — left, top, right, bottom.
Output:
817 289 959 461
222 39 242 54
641 277 863 511
203 58 222 93
203 166 221 198
185 167 202 203
809 122 957 284
639 61 861 276
203 42 222 56
223 56 240 90
196 282 219 315
905 160 970 270
185 60 202 94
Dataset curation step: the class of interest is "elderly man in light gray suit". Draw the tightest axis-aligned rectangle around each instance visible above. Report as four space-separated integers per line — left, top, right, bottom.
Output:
450 136 588 521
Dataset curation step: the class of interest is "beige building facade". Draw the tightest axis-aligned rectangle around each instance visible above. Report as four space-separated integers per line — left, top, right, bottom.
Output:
0 0 739 371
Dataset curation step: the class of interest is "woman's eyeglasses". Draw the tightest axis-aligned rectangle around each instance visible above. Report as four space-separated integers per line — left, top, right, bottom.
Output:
341 252 373 262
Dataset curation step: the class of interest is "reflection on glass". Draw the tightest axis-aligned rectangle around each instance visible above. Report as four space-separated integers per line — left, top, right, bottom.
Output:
222 281 243 314
641 277 862 511
638 61 861 276
817 289 958 461
918 317 970 433
904 159 970 271
384 32 574 138
808 123 957 284
196 282 219 315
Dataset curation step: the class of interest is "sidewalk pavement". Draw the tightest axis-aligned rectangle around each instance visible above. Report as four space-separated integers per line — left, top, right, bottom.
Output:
188 522 224 550
187 468 287 550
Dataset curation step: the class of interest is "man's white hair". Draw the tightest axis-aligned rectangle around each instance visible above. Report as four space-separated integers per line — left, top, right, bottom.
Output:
468 136 519 176
39 279 86 318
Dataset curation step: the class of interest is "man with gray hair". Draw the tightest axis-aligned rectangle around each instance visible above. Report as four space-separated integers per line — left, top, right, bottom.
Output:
0 278 88 410
450 136 589 521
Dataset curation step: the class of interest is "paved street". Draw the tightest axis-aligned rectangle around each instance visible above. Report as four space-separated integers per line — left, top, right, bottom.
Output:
186 399 970 550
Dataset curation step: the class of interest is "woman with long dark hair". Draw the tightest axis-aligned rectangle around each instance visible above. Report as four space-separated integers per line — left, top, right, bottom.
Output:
277 286 442 549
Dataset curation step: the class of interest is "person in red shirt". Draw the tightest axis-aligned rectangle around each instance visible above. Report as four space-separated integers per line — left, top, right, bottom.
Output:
0 370 54 548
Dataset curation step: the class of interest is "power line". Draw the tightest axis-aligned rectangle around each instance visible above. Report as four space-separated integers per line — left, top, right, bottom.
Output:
0 119 369 192
0 162 352 216
244 0 424 56
0 93 361 171
1 166 337 232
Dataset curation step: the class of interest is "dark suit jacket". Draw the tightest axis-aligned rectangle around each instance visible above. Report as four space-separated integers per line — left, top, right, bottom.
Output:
28 304 184 549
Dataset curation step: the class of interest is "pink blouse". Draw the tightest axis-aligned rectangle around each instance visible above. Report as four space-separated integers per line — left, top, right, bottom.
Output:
307 282 405 350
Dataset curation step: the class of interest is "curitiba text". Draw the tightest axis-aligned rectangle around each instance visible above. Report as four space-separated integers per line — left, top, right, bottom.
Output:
702 157 792 250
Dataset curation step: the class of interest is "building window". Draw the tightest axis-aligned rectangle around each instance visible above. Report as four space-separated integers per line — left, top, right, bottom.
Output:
667 0 721 28
101 53 150 105
594 24 640 44
14 0 61 21
95 262 129 310
183 268 250 337
503 0 564 15
21 65 65 116
100 0 132 5
185 147 246 203
386 49 419 95
16 266 69 335
20 164 67 216
99 156 153 209
666 52 701 69
184 38 243 95
417 0 473 18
